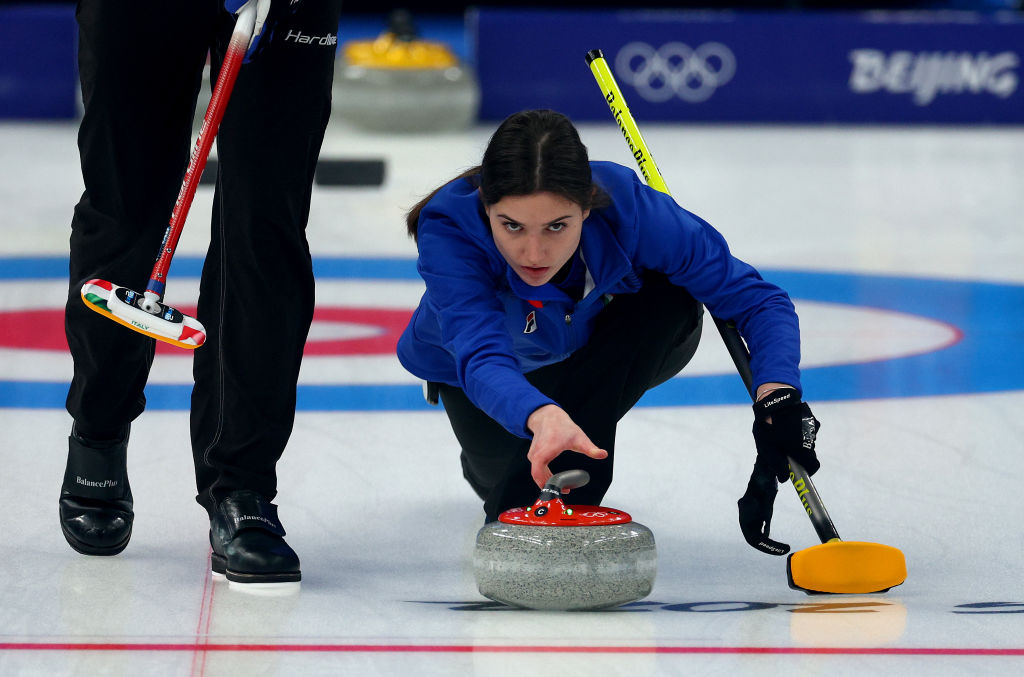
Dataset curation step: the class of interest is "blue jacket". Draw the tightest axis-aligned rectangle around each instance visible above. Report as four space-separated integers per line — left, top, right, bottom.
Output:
397 161 801 438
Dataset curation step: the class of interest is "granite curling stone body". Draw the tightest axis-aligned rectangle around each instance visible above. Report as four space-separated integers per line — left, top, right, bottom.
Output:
473 470 657 610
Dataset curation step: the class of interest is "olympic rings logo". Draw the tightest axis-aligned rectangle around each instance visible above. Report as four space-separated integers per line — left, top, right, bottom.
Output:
615 41 737 103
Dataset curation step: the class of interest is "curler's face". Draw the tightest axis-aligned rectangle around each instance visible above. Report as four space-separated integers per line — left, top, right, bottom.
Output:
486 192 589 287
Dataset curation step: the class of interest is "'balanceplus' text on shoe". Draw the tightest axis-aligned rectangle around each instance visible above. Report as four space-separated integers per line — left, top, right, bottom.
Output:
76 476 118 488
234 515 277 527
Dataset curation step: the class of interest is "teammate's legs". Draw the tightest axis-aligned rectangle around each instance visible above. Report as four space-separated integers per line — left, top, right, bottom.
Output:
62 0 217 555
191 1 342 515
67 1 216 434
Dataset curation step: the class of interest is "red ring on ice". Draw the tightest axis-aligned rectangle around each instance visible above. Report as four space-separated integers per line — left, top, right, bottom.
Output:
0 307 412 356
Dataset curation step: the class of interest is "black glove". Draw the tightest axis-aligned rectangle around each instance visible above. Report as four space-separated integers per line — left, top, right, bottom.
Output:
737 459 790 556
751 387 821 483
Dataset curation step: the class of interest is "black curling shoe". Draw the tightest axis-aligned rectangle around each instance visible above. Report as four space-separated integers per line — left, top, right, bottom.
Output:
59 427 133 556
209 490 301 584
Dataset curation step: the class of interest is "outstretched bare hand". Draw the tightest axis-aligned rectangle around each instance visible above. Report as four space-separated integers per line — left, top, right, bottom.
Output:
525 405 608 488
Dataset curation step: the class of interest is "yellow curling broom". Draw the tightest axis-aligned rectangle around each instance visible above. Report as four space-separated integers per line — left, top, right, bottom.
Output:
586 49 906 595
80 4 258 350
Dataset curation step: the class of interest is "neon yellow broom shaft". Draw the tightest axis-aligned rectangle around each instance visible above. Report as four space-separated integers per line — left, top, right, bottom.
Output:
587 51 671 195
586 48 841 544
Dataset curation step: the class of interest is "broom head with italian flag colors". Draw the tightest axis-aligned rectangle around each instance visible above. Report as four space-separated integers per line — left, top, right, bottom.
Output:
81 279 206 349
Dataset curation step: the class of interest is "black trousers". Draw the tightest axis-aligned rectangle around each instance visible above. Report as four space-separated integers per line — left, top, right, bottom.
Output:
439 275 704 523
65 0 343 515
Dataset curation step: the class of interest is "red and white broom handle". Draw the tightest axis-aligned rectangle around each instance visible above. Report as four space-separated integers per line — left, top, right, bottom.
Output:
142 4 257 311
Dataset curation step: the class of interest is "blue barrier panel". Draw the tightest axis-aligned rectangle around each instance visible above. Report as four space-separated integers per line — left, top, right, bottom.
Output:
0 4 78 119
471 9 1024 123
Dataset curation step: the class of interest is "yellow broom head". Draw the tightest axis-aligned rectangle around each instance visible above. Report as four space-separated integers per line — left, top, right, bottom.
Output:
788 541 907 594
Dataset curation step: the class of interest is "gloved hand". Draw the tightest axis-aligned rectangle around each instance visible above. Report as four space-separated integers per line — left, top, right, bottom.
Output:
224 0 301 62
751 386 821 483
737 458 790 555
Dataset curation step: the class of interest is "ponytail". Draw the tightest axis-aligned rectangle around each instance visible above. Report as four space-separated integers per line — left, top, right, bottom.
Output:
406 166 480 242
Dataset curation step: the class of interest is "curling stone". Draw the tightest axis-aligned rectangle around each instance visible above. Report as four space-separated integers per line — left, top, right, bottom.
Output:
332 10 479 132
473 470 656 611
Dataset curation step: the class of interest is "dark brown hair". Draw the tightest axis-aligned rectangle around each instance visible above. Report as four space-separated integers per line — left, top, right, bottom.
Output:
406 109 609 241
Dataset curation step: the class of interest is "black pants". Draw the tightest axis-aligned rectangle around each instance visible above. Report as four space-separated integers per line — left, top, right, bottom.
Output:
65 1 343 515
439 275 704 523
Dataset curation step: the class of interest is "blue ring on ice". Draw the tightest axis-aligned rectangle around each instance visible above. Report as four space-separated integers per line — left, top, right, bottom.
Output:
1 256 1021 410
